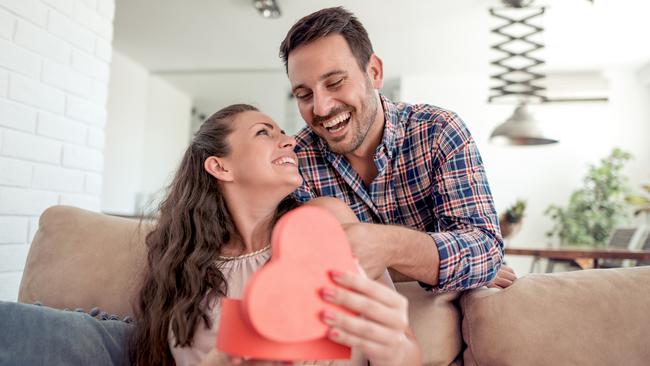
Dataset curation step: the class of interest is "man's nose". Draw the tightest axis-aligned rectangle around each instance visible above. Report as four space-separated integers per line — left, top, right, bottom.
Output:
312 91 334 118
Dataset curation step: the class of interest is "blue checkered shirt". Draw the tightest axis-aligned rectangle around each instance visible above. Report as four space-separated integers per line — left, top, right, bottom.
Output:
292 95 504 292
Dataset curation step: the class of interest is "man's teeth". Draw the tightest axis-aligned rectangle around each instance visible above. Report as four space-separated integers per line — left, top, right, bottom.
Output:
272 157 297 165
322 112 350 129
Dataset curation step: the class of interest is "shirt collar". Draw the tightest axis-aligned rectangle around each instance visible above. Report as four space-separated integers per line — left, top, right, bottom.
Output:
379 94 399 159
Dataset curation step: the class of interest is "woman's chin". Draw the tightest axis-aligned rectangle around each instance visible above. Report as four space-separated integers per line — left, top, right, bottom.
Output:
284 177 303 193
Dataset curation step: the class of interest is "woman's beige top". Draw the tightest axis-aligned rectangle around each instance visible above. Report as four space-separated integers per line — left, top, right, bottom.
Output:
169 246 364 366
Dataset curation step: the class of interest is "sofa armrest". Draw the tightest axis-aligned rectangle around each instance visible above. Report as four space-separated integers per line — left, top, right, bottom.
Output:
460 266 650 366
18 206 150 318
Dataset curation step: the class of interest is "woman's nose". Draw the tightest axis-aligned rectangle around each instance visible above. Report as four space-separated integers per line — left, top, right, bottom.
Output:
280 134 296 149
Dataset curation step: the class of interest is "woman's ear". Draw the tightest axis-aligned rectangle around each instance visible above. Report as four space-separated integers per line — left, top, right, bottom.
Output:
366 53 384 90
204 156 234 182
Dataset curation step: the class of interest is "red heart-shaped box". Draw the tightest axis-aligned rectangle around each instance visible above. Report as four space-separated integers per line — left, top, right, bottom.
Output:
216 205 359 360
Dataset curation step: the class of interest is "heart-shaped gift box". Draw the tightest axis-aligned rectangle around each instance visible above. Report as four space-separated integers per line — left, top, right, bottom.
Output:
216 205 359 361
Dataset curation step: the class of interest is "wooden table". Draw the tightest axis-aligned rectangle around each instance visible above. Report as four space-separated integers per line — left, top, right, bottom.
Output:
505 247 650 272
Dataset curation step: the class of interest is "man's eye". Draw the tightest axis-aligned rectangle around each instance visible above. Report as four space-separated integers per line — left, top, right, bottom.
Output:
328 79 343 88
296 92 312 101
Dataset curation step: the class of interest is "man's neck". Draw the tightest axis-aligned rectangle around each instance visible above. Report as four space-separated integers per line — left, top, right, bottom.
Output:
344 96 386 187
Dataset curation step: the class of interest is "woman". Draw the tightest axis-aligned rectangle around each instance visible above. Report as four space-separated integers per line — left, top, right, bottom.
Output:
130 104 421 366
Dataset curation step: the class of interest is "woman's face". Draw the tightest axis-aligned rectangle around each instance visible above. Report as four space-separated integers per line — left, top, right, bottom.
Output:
220 110 302 193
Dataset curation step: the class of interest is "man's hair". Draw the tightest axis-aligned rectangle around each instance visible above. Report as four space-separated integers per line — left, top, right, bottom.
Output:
279 7 374 73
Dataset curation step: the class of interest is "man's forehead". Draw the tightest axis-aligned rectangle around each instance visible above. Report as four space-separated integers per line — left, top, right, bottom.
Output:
287 50 358 89
287 35 357 80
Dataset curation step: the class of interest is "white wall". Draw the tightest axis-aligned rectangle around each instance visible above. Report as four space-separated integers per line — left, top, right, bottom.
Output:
139 75 192 209
102 49 192 215
399 64 650 276
0 0 115 301
160 71 300 135
101 50 147 214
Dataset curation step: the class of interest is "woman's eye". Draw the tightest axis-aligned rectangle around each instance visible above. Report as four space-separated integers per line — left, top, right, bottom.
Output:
256 129 269 136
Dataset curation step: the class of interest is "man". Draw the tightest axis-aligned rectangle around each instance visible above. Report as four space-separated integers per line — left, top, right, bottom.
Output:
281 7 512 291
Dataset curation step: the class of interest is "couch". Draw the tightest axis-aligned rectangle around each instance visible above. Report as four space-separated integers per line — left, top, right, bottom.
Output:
16 206 650 366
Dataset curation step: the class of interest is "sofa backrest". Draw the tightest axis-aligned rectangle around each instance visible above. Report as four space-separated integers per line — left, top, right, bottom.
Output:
18 205 150 317
17 205 463 366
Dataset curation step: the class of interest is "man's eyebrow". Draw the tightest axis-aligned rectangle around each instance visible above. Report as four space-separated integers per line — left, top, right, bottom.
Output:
291 70 347 94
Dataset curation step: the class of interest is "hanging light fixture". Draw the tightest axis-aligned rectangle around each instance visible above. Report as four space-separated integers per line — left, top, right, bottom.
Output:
488 0 558 145
490 104 558 145
253 0 281 19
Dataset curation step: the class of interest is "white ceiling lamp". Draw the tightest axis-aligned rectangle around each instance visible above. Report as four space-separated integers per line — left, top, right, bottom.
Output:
490 103 558 145
488 0 558 146
253 0 281 19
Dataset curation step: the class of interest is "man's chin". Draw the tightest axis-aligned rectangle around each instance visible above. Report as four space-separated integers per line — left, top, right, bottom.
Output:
327 142 354 155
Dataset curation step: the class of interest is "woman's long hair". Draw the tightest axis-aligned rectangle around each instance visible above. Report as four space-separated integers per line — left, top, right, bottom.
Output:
130 104 299 366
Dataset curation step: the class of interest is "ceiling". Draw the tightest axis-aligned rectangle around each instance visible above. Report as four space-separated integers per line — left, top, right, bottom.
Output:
113 0 650 104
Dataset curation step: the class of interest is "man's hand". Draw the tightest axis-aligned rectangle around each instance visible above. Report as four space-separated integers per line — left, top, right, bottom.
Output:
341 222 390 280
342 222 441 285
487 264 517 289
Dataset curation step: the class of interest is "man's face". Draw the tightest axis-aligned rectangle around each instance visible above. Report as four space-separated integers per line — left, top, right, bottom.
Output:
287 35 383 155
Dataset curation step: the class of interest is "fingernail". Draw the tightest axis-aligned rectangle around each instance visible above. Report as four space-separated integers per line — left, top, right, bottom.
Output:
330 270 344 282
321 310 336 325
329 328 340 340
321 287 336 301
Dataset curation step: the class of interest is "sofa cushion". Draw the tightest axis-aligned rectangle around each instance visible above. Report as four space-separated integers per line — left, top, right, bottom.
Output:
395 282 462 366
461 266 650 366
18 206 150 317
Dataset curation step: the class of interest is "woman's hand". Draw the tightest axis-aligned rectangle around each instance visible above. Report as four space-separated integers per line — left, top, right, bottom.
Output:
487 264 517 289
321 270 421 366
198 349 293 366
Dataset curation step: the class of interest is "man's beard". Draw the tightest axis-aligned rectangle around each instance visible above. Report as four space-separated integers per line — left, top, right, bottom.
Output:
320 86 379 155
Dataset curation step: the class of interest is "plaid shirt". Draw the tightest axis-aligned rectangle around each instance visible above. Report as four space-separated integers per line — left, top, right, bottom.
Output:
293 95 503 292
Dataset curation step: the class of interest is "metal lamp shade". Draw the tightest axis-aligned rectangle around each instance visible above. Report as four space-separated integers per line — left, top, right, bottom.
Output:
490 104 558 145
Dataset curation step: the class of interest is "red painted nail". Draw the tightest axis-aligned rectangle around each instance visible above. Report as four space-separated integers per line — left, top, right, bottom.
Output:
330 270 344 281
321 287 336 300
321 310 336 323
329 328 340 339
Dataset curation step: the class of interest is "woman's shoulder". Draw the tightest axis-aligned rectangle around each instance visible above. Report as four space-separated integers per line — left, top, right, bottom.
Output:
302 197 357 224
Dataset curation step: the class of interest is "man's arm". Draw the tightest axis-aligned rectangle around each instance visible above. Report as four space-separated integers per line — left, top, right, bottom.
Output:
424 112 504 291
344 112 503 291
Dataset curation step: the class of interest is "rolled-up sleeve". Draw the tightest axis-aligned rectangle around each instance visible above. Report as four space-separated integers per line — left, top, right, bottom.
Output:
422 113 504 292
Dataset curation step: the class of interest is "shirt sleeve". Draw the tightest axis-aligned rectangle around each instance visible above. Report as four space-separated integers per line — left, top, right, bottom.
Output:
421 112 504 292
292 178 316 203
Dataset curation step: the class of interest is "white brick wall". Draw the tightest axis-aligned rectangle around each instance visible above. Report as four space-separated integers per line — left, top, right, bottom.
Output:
0 0 114 301
0 7 14 39
0 98 38 132
0 69 8 97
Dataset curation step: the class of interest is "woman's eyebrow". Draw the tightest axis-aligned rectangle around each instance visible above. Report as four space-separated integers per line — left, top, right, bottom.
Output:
249 122 275 130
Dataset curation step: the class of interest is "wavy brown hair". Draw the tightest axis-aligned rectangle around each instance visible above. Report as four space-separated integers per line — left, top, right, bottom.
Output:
130 104 299 366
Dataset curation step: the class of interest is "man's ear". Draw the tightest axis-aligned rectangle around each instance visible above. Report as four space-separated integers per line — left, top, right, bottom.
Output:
204 156 234 182
366 53 384 90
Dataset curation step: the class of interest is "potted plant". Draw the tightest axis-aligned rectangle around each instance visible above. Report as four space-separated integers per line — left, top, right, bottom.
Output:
626 182 650 224
545 148 632 247
500 199 526 239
